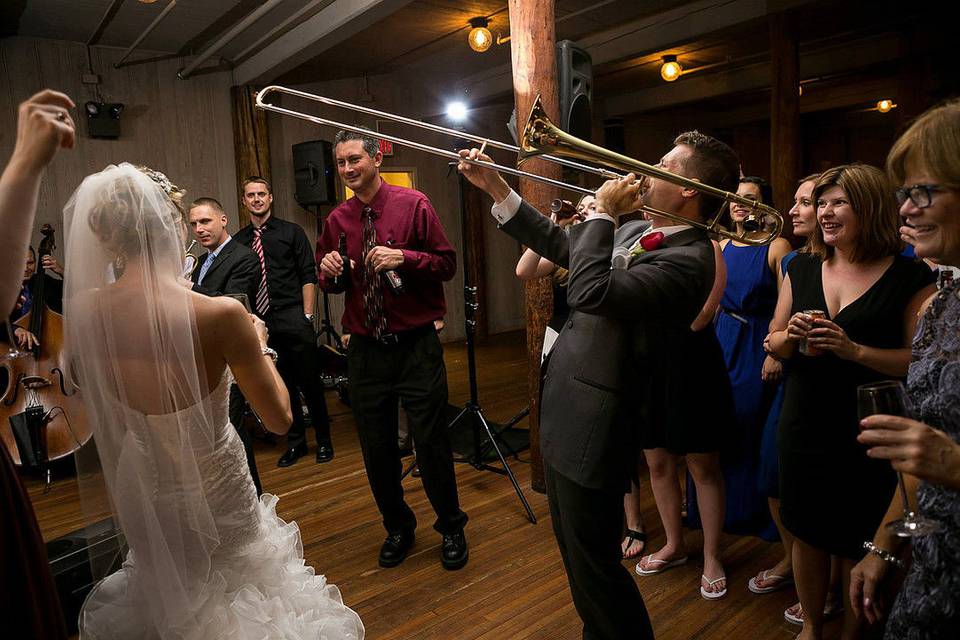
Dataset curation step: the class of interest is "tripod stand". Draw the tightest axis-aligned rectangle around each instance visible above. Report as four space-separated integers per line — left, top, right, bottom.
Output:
402 167 536 524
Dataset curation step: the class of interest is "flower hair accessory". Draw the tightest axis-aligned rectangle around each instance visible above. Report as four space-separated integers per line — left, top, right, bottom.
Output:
138 166 176 196
630 231 665 257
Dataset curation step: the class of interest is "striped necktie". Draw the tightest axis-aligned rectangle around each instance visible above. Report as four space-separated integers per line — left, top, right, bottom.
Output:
361 207 387 338
252 227 270 316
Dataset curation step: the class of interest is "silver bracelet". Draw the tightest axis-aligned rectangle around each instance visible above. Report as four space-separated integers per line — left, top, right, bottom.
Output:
863 541 904 568
261 346 278 362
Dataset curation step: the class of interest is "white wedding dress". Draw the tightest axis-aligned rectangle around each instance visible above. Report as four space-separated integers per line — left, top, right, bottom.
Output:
64 164 363 640
80 373 365 639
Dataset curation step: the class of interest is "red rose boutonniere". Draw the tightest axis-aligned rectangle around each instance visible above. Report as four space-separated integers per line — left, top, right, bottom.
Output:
630 231 665 258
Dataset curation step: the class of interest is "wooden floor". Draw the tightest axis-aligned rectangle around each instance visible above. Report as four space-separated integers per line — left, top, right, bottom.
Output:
26 330 813 639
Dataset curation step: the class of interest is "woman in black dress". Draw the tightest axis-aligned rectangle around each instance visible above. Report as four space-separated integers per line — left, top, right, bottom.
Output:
767 163 936 640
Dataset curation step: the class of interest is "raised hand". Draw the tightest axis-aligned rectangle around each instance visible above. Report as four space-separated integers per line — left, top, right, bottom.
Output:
595 173 643 217
12 89 76 173
457 148 511 203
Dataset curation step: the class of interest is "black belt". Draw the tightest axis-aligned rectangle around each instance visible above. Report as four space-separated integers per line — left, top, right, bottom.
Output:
368 323 435 346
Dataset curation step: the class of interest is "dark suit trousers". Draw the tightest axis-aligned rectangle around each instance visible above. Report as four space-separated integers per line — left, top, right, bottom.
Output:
228 384 262 495
346 328 467 535
544 462 654 640
266 308 331 449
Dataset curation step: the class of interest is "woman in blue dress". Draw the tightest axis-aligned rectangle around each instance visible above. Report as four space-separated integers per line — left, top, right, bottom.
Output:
749 174 821 599
686 177 791 541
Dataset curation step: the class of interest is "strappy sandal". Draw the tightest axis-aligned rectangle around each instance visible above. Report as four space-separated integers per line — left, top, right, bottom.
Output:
621 529 648 559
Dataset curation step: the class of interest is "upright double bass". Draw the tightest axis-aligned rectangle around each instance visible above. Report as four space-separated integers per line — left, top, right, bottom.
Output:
1 225 90 482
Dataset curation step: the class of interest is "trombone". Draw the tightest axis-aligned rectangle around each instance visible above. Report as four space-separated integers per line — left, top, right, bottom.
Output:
255 86 782 245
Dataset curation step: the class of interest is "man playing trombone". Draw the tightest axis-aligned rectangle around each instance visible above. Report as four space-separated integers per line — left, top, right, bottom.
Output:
457 131 740 640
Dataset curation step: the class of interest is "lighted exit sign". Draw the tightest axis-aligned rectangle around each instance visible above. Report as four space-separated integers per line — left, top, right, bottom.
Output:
379 140 394 156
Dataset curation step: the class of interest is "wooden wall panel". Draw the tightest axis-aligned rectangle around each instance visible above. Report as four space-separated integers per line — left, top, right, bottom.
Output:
0 37 238 265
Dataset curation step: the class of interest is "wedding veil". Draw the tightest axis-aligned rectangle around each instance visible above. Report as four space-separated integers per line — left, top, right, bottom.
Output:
64 163 222 637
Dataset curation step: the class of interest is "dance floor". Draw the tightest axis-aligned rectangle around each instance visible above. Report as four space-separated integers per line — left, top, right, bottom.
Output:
29 330 826 639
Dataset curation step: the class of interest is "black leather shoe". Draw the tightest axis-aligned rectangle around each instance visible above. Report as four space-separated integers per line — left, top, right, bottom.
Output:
441 530 468 570
277 443 308 468
378 530 415 568
315 444 334 463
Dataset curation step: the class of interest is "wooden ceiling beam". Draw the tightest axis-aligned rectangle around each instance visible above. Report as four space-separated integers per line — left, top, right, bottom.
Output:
233 0 415 86
456 0 820 105
598 32 900 119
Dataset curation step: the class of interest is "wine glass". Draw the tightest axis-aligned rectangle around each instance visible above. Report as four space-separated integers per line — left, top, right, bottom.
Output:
857 380 942 537
2 319 29 361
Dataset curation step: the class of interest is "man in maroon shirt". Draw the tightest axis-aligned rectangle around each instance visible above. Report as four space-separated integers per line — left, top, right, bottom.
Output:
317 129 468 570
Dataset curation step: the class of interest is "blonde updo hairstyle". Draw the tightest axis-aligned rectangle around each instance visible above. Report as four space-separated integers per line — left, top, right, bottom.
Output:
86 165 187 260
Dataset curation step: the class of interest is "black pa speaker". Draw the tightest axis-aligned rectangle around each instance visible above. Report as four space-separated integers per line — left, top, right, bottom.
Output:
556 40 593 142
292 140 336 206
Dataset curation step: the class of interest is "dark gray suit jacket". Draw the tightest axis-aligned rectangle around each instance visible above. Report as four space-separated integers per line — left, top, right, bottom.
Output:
502 200 715 491
190 238 260 307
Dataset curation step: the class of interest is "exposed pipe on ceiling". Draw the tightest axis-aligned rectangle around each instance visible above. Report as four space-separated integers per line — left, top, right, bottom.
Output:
87 0 126 46
231 0 335 63
114 0 179 68
178 0 287 79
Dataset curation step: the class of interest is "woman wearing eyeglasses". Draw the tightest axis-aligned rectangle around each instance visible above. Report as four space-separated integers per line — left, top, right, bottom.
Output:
767 162 936 640
849 99 960 639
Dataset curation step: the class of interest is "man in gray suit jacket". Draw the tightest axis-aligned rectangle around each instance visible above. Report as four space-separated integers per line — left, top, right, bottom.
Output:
458 131 740 640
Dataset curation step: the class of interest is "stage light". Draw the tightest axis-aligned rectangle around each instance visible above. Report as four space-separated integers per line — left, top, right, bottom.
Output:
660 55 682 82
468 17 492 53
877 99 897 113
446 101 468 122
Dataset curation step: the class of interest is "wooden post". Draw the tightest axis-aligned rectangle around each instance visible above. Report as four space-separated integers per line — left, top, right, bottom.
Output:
231 85 272 228
508 0 561 493
769 12 800 224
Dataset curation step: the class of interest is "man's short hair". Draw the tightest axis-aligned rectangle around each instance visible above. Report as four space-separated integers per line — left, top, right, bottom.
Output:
242 176 272 194
190 197 224 214
673 131 740 217
334 129 380 158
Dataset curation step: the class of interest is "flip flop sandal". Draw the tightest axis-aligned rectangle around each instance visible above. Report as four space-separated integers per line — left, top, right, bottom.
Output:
784 601 844 625
635 554 689 576
748 569 793 594
622 529 648 559
700 574 728 600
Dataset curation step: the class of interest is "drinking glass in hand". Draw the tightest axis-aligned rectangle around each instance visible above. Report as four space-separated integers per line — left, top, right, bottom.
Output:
857 380 942 537
2 319 29 361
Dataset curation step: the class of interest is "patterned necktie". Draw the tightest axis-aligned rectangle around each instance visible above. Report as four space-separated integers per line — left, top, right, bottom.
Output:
197 252 216 285
361 207 387 338
252 227 270 316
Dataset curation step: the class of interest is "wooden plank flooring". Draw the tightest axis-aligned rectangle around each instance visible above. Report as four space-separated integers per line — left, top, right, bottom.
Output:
25 330 817 639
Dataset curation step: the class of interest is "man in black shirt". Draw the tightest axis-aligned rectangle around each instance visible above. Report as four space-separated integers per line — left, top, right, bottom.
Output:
234 176 332 466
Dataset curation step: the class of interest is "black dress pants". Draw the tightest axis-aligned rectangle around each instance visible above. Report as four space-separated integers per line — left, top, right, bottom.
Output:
228 384 263 495
347 327 467 535
266 307 331 450
544 462 654 640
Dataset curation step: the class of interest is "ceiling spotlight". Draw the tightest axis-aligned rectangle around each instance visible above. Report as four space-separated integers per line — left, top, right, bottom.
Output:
660 55 682 82
876 99 897 113
446 101 468 122
468 17 492 53
85 101 101 116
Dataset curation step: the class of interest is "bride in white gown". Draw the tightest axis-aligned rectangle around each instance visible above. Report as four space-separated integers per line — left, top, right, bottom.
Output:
64 163 364 639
